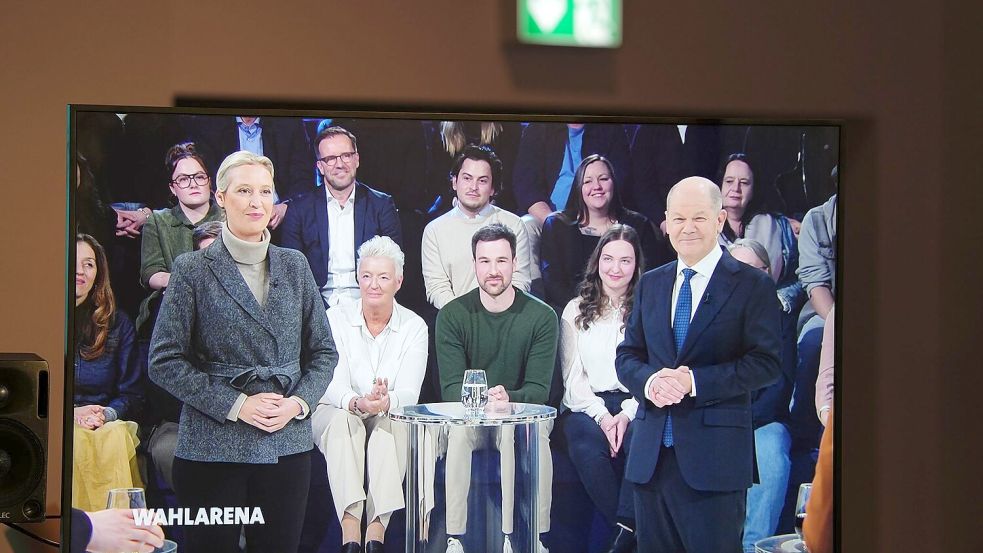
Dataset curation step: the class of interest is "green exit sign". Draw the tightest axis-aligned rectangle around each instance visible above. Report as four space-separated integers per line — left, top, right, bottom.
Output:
517 0 622 48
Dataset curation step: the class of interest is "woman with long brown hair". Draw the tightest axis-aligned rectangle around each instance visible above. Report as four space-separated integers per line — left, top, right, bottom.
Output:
72 233 144 511
540 154 671 314
557 224 644 553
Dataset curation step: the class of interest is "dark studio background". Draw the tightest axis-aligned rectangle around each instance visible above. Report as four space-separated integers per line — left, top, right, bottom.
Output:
0 1 980 551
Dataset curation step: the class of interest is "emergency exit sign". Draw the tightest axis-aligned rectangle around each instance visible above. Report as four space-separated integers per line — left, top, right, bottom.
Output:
517 0 622 48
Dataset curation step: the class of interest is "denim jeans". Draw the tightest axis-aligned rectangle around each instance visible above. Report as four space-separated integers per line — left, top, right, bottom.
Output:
742 421 792 553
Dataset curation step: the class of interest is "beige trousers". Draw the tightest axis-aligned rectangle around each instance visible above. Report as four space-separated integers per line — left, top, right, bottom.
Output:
445 420 553 535
521 214 544 285
312 405 407 528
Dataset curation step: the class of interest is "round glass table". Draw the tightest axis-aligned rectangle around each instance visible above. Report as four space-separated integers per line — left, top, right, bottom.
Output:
755 533 808 552
390 402 556 553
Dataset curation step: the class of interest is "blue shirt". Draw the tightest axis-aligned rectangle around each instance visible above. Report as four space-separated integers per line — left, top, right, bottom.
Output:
236 117 264 156
74 310 143 421
549 125 585 211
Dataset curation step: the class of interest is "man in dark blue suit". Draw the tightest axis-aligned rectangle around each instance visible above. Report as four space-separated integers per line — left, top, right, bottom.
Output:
280 126 402 308
615 177 782 553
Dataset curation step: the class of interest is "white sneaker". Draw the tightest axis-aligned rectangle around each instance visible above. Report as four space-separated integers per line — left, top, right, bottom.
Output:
503 534 513 553
446 537 465 553
538 538 549 553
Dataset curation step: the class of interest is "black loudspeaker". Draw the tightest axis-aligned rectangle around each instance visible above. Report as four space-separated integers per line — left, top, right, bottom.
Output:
0 353 48 523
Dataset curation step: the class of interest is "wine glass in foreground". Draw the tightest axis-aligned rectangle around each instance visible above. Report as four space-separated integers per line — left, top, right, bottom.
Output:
794 482 812 539
461 369 488 414
106 487 147 510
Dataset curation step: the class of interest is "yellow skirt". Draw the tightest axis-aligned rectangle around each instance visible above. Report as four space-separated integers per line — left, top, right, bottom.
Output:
71 420 144 512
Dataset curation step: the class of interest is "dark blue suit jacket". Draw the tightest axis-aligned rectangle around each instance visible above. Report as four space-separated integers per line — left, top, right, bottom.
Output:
279 181 402 289
615 249 782 492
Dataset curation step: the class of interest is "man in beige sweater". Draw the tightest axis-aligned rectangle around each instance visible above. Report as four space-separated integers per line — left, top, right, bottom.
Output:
422 144 531 309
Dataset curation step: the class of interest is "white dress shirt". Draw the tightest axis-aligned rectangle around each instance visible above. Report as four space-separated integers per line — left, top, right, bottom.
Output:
321 185 359 306
646 245 724 399
318 299 429 415
559 298 638 422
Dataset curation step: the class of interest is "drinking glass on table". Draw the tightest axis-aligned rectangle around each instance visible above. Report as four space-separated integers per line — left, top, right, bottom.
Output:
794 482 813 539
461 369 489 414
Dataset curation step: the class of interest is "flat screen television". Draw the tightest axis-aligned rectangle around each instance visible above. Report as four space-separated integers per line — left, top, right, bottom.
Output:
65 105 839 553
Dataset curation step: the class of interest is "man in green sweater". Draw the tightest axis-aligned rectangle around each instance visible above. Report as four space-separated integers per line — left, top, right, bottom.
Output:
437 223 558 553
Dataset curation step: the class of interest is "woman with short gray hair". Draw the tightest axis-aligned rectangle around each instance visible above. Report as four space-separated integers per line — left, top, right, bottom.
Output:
311 235 428 553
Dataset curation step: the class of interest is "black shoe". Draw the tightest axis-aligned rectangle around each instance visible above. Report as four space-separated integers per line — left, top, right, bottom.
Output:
364 540 385 553
340 542 362 553
604 526 637 553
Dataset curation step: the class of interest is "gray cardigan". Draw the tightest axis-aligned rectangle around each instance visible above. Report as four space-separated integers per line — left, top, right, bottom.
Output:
149 235 337 463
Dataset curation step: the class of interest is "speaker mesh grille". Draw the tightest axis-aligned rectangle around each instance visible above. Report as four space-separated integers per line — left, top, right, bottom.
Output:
0 418 44 506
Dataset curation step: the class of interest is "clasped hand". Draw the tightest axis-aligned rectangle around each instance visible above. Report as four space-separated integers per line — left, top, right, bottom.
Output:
74 405 106 430
647 366 692 408
239 393 302 433
599 413 630 457
356 377 391 415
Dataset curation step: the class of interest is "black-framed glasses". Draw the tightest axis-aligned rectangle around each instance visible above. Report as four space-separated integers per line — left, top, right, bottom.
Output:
317 151 357 167
171 173 210 188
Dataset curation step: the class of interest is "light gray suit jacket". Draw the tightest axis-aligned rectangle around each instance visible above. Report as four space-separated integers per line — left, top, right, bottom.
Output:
149 235 337 463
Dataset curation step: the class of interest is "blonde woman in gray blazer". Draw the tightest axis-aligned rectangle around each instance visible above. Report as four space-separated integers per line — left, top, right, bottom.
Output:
150 151 337 553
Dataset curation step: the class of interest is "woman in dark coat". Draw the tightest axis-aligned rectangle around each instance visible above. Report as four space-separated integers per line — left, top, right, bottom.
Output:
540 154 672 314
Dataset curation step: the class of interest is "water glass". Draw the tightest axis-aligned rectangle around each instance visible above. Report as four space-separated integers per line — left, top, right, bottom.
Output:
794 482 812 539
106 487 147 510
461 369 488 413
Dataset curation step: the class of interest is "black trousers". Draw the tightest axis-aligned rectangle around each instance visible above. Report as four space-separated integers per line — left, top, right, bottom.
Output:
634 447 744 553
559 390 636 527
172 450 312 553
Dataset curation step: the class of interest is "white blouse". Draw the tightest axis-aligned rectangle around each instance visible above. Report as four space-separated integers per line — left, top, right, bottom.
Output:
559 297 639 422
318 299 429 413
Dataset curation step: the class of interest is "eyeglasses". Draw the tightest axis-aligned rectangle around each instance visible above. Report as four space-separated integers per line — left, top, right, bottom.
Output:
171 173 210 188
317 151 357 167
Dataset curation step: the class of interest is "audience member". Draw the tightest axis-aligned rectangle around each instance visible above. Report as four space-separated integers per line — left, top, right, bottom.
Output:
149 151 337 553
728 239 795 553
281 126 403 308
427 121 523 214
781 192 837 532
312 236 428 553
72 234 145 512
422 145 531 309
717 153 796 286
513 123 633 291
191 115 314 230
615 177 782 553
438 224 558 553
558 225 643 553
816 306 835 426
192 220 224 251
136 142 225 335
540 154 671 314
629 124 721 229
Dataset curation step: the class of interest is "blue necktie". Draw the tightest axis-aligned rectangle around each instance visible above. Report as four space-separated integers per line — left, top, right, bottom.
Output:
664 268 696 447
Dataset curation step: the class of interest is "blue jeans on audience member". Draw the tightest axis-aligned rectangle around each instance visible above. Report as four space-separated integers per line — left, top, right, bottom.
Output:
742 421 792 553
777 314 826 533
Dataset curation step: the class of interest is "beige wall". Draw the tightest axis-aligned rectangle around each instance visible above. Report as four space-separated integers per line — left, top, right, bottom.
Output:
0 1 978 551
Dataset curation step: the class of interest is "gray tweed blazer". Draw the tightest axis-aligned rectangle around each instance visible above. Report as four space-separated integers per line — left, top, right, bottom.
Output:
149 235 337 463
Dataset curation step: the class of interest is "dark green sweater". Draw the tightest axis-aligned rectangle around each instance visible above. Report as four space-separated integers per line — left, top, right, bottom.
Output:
437 287 558 404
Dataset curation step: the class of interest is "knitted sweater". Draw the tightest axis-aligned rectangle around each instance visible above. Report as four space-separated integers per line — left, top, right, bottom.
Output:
421 204 531 309
437 287 558 404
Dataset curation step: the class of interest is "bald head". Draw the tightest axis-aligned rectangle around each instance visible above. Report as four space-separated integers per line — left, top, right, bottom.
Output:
667 177 723 213
664 176 727 266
